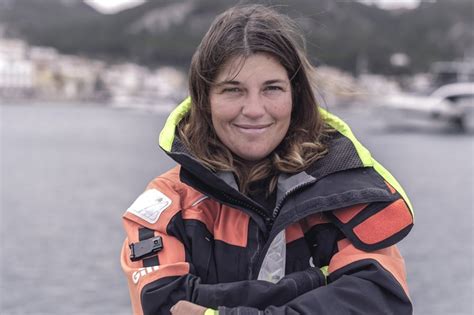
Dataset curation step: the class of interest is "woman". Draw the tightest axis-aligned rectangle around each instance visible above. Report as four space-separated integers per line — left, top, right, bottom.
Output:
121 5 414 315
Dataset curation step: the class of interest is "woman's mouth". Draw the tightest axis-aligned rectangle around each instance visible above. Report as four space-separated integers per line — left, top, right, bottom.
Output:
233 123 272 134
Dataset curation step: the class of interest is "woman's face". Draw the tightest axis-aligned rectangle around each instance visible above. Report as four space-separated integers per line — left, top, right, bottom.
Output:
209 53 292 162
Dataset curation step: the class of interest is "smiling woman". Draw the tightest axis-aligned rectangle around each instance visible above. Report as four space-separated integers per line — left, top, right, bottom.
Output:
209 54 293 165
120 4 414 315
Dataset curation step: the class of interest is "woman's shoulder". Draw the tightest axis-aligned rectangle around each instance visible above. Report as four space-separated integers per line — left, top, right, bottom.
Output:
145 165 207 202
146 165 181 190
123 166 217 235
124 165 213 226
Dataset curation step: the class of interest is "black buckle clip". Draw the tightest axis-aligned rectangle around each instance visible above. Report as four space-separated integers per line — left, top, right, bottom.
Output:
129 236 163 261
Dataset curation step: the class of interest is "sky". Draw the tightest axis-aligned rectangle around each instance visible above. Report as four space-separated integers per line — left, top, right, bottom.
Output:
84 0 428 14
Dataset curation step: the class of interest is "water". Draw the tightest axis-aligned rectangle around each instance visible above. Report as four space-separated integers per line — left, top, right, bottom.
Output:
1 103 473 314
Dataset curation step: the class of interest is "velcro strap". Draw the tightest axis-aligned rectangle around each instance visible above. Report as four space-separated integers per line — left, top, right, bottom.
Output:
327 198 413 251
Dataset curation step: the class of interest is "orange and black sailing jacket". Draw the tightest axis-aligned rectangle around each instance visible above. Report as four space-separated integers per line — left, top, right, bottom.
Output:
121 98 414 315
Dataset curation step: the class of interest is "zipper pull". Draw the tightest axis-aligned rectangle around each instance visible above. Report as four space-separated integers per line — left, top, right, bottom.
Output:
264 216 274 230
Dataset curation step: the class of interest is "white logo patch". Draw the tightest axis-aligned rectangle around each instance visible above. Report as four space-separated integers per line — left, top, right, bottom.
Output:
127 189 172 224
132 266 160 284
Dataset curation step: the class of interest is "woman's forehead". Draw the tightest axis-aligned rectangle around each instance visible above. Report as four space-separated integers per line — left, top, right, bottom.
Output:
215 53 288 83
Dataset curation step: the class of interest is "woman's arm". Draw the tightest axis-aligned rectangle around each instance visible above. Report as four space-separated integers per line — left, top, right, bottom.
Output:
217 242 412 314
216 198 414 315
121 221 325 315
122 178 413 314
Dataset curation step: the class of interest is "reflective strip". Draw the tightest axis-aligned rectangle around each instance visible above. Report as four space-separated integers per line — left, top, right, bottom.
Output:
372 158 414 217
257 230 286 283
159 97 191 152
204 309 218 315
320 265 329 285
319 108 373 167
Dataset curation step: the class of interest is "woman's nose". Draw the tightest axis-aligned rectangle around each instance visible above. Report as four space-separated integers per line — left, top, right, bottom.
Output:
241 93 265 118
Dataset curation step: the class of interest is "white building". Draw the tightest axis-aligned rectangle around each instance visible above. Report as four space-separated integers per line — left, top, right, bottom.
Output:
0 38 34 97
29 46 59 63
0 37 186 104
0 59 34 90
143 66 186 100
0 38 28 60
102 63 149 103
54 55 105 100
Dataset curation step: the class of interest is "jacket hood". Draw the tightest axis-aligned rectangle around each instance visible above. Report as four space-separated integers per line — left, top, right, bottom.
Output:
158 97 414 218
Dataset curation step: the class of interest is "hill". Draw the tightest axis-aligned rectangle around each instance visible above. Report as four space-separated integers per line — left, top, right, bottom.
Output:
0 0 472 74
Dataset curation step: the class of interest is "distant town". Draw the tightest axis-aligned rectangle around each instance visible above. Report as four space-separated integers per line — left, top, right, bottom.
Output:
1 36 470 110
0 37 188 109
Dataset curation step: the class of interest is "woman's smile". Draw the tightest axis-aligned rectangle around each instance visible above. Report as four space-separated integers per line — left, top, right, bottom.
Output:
233 122 273 134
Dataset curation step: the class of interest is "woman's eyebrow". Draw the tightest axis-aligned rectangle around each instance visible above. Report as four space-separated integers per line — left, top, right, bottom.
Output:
215 79 288 86
214 80 241 86
263 79 288 85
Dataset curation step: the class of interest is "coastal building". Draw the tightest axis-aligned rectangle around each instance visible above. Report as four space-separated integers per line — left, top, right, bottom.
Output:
0 38 34 98
101 62 149 104
143 67 186 101
54 55 105 101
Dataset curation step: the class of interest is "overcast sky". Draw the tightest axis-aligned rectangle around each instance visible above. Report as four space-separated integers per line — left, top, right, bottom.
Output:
84 0 427 14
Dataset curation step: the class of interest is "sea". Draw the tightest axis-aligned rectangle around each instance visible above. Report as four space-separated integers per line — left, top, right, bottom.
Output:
1 102 473 314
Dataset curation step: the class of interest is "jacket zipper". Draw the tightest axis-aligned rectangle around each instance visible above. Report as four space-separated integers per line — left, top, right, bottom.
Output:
271 179 317 219
217 181 317 278
220 191 274 230
254 179 317 277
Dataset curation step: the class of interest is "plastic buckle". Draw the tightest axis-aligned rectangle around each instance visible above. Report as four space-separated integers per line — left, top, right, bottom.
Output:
129 236 163 261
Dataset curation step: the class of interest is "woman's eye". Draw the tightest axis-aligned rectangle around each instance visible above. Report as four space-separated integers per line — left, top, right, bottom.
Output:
265 86 283 92
222 87 241 93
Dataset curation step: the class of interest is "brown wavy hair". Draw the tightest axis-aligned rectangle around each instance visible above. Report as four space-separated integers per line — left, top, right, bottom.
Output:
178 4 330 196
